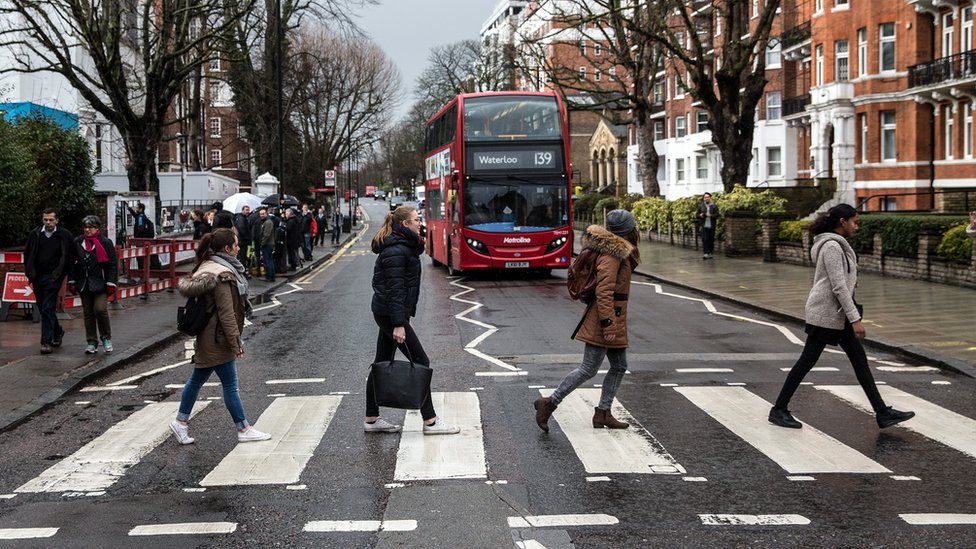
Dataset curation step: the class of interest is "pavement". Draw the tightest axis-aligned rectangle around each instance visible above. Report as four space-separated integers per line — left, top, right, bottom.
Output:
575 230 976 378
0 200 972 547
0 229 363 433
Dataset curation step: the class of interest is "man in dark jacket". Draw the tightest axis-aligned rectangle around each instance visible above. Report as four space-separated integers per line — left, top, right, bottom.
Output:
315 207 328 247
331 206 343 245
128 202 158 275
233 205 252 271
24 208 74 354
284 208 302 271
257 208 276 282
696 193 719 260
300 205 314 261
211 201 235 230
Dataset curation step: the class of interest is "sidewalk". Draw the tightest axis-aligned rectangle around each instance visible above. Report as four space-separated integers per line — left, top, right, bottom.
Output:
0 237 356 433
576 230 976 377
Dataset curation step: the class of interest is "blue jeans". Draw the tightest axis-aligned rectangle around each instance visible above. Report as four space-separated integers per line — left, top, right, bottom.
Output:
550 344 628 411
261 244 276 281
33 275 62 345
177 360 249 430
302 234 312 259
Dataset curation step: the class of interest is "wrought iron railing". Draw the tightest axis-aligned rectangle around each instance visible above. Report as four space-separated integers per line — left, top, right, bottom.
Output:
780 21 811 50
783 93 811 117
909 50 976 87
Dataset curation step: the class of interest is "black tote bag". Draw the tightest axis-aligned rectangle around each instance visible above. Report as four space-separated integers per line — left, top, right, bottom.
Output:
370 350 433 410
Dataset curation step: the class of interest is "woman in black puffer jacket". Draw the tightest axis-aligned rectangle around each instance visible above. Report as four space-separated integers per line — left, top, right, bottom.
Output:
364 206 459 436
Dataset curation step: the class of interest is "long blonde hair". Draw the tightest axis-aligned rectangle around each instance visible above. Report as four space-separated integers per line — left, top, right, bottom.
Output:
372 205 417 249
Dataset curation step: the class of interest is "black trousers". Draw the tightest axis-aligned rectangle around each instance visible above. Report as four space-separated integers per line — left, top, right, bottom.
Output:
774 325 886 413
701 226 715 255
366 314 435 420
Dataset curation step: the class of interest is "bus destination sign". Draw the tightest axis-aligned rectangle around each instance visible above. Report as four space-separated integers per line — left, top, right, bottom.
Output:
467 146 562 172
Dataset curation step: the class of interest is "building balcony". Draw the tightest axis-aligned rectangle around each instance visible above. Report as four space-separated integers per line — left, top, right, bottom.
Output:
908 50 976 90
783 94 811 118
810 82 855 105
781 21 811 61
907 0 967 17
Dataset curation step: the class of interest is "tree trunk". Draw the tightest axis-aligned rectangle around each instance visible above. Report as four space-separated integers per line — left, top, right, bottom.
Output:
716 123 754 193
635 117 661 196
188 66 204 171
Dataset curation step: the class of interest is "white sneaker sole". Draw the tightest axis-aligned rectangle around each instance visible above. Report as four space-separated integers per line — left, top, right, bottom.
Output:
423 428 461 436
169 424 194 445
238 434 272 443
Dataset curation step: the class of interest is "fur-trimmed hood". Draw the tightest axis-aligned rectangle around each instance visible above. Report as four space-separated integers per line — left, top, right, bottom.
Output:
582 225 634 260
178 260 235 298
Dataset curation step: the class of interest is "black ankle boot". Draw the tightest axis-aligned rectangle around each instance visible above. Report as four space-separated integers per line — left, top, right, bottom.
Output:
768 407 802 429
876 407 915 429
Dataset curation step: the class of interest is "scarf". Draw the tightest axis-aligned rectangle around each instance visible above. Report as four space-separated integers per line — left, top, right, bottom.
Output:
83 230 109 263
212 252 248 297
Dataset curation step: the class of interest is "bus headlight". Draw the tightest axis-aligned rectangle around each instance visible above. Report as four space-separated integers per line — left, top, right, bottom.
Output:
546 236 568 253
465 237 488 255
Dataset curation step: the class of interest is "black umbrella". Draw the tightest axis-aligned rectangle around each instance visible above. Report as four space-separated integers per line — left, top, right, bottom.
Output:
261 194 300 207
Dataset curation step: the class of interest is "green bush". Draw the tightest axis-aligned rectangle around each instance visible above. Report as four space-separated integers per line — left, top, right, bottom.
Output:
0 121 38 247
670 196 699 233
631 197 669 231
713 184 787 216
850 214 969 257
936 224 972 261
618 193 645 212
573 193 603 218
593 197 620 224
778 220 811 243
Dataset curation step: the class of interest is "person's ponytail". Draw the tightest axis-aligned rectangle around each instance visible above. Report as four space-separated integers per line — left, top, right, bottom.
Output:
193 228 236 271
810 203 858 236
372 212 395 250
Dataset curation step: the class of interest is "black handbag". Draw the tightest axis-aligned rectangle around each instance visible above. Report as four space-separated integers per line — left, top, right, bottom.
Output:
369 348 433 410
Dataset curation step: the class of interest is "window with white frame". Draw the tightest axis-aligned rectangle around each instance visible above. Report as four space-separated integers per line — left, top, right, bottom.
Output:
595 69 602 81
595 43 601 56
752 0 758 18
580 40 586 56
815 45 824 86
815 0 823 13
881 111 897 161
579 66 586 79
609 66 616 77
964 8 974 56
857 28 867 77
835 40 849 81
675 116 686 138
767 147 782 177
696 110 709 132
943 13 955 57
653 80 664 104
766 39 781 68
675 72 685 98
210 117 221 137
859 113 868 163
210 149 222 168
880 23 896 73
766 92 782 120
696 154 708 179
752 148 759 178
676 158 686 181
665 76 671 100
654 121 665 141
834 0 848 7
946 104 955 159
965 103 973 158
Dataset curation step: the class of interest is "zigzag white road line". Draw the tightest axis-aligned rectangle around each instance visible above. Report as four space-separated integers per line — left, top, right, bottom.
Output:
448 277 524 375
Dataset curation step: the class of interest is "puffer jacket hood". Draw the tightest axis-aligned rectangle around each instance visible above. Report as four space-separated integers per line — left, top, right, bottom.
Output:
582 225 634 260
178 260 235 298
811 232 855 264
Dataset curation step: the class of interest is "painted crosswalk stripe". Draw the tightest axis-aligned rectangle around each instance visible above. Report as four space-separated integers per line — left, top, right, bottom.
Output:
200 396 341 486
303 520 417 532
16 402 210 493
876 365 938 373
674 387 889 474
0 528 58 539
128 522 237 536
899 514 976 525
508 514 618 528
676 368 733 373
699 514 810 526
817 385 976 459
394 392 486 481
265 378 325 384
539 388 685 475
779 367 838 372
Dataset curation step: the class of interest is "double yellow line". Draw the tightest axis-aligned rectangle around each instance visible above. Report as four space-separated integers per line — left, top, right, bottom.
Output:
294 210 371 284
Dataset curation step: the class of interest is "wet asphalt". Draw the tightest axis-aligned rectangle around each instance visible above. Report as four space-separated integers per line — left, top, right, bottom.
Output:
0 200 974 548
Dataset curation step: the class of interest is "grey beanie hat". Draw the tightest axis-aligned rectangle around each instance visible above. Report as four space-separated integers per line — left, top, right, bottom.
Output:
605 209 636 236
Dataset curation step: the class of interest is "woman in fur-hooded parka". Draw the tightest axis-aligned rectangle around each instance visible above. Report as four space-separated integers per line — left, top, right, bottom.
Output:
573 225 636 348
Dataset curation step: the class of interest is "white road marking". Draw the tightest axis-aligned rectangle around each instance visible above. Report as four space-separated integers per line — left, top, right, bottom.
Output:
683 477 708 482
539 388 685 475
660 383 679 387
586 476 611 482
515 541 548 549
128 522 237 536
16 402 210 493
0 528 58 539
475 371 528 377
384 482 406 489
108 360 191 386
394 392 487 481
264 378 325 385
900 514 976 525
166 382 219 389
250 283 305 313
817 385 976 459
448 277 524 375
699 514 810 526
932 380 952 385
0 494 15 499
294 224 369 284
787 476 816 481
674 387 890 474
183 488 206 492
876 365 939 372
200 396 341 486
303 520 417 532
508 514 619 528
74 401 90 405
891 476 921 481
267 393 287 397
78 385 138 392
676 368 733 373
779 367 838 372
528 385 546 389
329 391 351 395
286 484 307 490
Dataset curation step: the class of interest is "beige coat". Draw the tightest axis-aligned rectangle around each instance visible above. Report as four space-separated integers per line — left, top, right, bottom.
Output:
178 260 245 367
574 225 636 349
805 232 861 329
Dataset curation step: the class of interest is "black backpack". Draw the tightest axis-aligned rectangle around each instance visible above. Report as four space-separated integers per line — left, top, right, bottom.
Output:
177 296 212 336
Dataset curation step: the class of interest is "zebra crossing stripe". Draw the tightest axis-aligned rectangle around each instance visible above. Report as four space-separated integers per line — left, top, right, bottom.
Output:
539 388 685 475
0 528 58 539
508 514 619 527
302 520 417 532
394 392 487 481
699 514 810 526
899 514 976 525
128 522 237 536
16 402 211 493
674 387 890 474
817 385 976 459
199 396 342 486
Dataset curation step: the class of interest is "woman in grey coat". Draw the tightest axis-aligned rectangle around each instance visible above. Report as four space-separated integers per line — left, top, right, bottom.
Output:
769 204 914 430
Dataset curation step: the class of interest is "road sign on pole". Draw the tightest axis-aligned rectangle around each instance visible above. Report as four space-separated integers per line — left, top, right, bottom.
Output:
324 170 337 189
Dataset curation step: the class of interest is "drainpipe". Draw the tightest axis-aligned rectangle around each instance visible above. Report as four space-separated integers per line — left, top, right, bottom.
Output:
929 15 937 210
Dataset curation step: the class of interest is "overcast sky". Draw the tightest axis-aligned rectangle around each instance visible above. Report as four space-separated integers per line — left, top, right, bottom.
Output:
356 0 500 121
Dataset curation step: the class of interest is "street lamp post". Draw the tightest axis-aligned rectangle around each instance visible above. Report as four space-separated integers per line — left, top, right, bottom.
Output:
347 124 353 229
275 0 284 213
177 132 186 231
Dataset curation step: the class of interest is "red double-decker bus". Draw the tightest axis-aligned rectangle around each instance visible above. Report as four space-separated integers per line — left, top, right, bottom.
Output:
422 92 573 275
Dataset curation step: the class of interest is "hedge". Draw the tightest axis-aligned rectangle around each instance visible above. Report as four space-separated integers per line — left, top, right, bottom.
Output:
777 220 811 243
630 185 788 238
936 224 972 261
850 215 969 257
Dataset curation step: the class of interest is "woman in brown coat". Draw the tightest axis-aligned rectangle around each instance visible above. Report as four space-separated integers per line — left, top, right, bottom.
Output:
169 228 271 445
535 210 640 431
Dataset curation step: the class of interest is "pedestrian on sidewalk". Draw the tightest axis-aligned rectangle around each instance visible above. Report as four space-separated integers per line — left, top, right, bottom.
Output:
696 193 719 259
285 208 302 271
300 204 314 261
966 211 976 238
332 206 343 245
24 208 74 354
191 209 209 240
364 206 460 435
233 205 252 275
315 206 328 247
257 208 276 282
170 228 270 445
534 210 640 432
68 215 117 354
769 204 915 430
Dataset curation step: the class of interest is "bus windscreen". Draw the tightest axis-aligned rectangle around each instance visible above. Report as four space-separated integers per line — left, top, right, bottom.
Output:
462 180 569 233
463 96 562 142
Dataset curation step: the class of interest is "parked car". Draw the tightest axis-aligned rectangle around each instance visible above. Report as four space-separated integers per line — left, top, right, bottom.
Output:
374 190 386 200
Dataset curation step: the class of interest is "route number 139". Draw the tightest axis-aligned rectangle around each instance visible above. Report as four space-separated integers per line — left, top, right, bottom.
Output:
534 152 554 166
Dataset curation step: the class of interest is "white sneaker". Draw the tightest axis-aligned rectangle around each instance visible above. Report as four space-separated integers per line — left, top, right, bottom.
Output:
237 427 272 442
364 418 402 433
169 421 194 445
423 420 461 435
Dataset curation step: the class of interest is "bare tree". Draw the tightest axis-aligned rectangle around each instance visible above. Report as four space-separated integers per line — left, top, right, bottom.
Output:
637 0 781 192
0 0 254 195
415 40 508 114
517 0 666 196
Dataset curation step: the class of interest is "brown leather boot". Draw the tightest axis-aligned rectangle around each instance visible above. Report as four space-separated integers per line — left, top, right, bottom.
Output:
533 397 558 432
592 407 630 429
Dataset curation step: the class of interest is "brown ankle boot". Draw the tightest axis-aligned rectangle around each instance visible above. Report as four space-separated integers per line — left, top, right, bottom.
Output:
533 397 558 432
592 407 630 429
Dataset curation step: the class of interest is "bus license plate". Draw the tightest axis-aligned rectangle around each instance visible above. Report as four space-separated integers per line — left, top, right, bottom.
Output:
505 261 530 268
